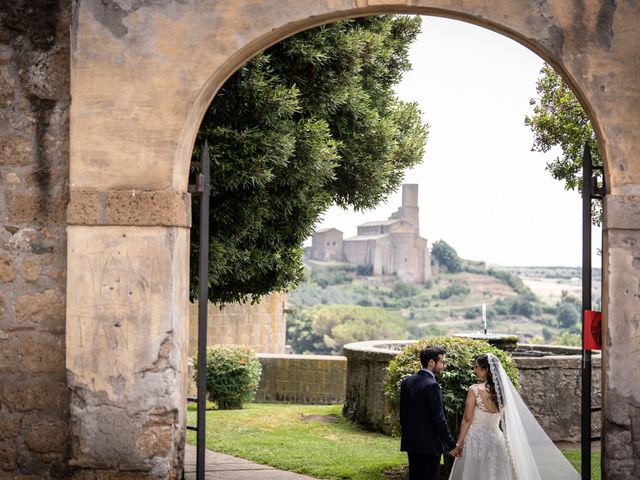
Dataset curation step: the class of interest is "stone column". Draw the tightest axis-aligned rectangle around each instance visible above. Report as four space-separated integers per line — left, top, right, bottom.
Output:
602 194 640 479
66 191 191 479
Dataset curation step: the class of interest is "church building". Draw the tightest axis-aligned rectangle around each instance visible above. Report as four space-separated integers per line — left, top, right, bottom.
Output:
307 184 432 283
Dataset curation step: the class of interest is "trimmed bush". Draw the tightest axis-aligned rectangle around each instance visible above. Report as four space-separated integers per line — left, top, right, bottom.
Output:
193 345 262 409
383 336 519 440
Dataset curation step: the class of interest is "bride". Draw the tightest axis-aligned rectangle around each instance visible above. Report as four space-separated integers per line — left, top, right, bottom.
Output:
448 353 581 480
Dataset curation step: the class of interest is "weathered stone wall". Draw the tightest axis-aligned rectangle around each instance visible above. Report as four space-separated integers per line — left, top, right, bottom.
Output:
516 354 601 442
0 1 71 477
342 342 601 442
255 354 347 405
187 293 286 357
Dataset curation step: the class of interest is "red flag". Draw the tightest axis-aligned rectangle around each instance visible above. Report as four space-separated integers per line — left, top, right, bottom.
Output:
583 310 602 350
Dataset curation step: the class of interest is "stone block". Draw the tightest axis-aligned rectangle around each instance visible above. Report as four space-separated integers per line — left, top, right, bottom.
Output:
0 440 16 471
0 413 20 440
1 374 67 412
0 133 33 166
0 66 15 108
16 332 64 373
135 425 172 458
6 191 67 224
4 172 20 185
0 256 15 282
18 45 69 101
19 259 40 282
13 289 65 333
25 420 66 453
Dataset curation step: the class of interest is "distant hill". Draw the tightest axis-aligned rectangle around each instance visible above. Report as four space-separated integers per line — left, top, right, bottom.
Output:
285 260 599 353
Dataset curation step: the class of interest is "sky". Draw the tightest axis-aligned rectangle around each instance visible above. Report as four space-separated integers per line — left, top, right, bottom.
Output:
309 16 601 267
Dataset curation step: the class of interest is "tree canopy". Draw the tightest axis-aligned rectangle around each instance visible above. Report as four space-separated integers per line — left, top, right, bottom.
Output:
431 239 462 273
191 15 427 304
525 64 602 221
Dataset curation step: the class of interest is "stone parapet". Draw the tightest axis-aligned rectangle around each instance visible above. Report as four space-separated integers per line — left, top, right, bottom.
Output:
255 354 347 404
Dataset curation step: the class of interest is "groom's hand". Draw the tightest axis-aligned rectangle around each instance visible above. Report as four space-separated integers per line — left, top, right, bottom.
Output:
449 445 462 457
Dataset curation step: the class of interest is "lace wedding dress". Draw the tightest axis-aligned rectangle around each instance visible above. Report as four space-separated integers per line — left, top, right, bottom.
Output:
448 354 581 480
448 384 515 480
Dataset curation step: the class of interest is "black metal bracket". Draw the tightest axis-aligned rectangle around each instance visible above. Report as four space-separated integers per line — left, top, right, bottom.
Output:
185 141 210 480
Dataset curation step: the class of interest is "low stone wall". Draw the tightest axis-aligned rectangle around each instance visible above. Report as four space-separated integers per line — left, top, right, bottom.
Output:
255 354 347 404
341 341 601 442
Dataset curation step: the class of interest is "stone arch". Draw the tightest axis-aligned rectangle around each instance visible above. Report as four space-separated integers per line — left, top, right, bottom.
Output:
67 2 640 479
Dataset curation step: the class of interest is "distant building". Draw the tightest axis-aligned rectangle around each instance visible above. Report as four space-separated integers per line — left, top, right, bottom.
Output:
307 184 432 283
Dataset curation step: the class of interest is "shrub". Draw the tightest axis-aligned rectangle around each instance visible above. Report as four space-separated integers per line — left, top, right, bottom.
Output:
356 264 373 276
383 336 519 441
557 302 580 328
438 282 470 300
193 345 262 409
391 281 419 298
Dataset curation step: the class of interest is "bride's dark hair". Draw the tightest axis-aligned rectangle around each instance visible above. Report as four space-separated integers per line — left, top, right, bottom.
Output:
476 354 499 410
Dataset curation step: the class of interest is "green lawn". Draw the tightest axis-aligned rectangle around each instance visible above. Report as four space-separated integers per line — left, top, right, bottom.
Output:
186 403 600 480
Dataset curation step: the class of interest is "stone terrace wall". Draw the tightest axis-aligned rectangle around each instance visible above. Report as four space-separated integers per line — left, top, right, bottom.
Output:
0 1 71 477
255 354 346 404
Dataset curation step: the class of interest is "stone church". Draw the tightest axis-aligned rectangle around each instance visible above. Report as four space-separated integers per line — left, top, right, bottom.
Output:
307 184 432 283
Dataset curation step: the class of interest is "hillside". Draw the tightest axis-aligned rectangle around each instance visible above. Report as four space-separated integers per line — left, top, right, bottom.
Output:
286 260 601 354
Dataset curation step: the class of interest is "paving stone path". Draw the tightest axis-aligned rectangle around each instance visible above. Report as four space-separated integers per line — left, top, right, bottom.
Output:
184 445 320 480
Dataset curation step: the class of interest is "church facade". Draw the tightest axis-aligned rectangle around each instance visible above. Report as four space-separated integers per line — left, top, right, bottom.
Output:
308 184 432 283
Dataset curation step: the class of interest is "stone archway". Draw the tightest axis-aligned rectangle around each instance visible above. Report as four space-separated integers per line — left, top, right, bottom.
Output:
67 2 640 478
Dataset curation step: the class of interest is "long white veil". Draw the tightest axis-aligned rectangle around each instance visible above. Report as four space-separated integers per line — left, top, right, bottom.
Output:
487 353 581 480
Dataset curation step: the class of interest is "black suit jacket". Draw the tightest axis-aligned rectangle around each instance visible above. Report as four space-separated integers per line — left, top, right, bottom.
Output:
399 369 456 456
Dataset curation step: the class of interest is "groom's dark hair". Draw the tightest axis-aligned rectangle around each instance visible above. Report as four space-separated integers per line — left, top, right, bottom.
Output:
420 346 446 368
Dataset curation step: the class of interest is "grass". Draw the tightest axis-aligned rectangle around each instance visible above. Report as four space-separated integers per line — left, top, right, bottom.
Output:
186 403 406 480
564 449 602 480
186 403 600 480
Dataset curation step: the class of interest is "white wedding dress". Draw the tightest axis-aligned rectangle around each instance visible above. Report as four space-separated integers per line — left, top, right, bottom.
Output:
448 384 515 480
448 354 581 480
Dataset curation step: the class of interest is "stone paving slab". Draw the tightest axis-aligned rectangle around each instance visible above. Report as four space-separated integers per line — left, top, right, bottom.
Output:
184 445 320 479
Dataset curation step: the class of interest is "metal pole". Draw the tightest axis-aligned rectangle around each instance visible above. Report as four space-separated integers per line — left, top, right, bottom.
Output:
196 141 210 480
581 142 592 480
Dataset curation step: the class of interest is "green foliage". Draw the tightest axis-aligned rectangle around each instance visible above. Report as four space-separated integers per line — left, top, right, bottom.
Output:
525 64 602 223
193 345 262 410
285 309 325 354
384 338 519 460
287 304 407 354
391 281 419 298
438 282 470 300
553 331 582 346
356 264 374 276
487 268 536 300
509 297 535 318
542 327 554 341
408 323 447 338
557 302 580 328
431 240 462 273
191 15 427 304
310 264 355 288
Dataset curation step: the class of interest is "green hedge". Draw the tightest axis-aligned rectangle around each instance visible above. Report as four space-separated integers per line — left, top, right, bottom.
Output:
383 336 519 434
384 337 519 476
193 345 262 409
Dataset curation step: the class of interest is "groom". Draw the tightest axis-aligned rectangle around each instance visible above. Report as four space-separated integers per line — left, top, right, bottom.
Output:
400 346 461 480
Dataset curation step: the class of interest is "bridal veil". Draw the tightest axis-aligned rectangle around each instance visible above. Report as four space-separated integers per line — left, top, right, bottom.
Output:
487 353 581 480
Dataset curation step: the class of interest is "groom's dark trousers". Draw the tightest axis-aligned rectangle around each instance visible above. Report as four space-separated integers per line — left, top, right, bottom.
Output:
400 369 456 480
